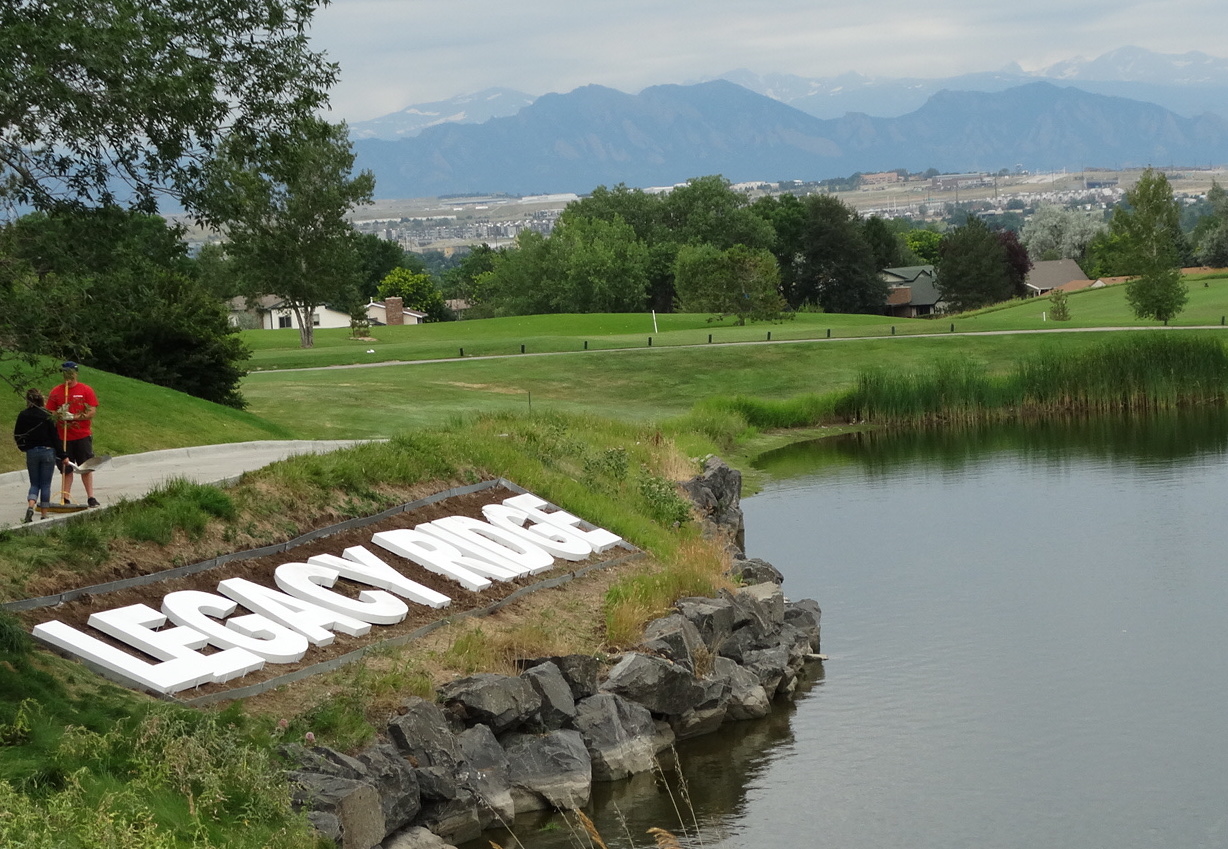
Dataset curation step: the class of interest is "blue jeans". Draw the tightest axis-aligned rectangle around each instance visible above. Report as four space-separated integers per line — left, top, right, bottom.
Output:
25 446 56 507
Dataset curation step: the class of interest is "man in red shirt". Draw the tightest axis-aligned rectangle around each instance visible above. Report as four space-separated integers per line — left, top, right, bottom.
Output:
46 361 100 507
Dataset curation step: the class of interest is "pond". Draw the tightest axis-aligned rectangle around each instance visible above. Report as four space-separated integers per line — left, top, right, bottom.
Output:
490 410 1228 848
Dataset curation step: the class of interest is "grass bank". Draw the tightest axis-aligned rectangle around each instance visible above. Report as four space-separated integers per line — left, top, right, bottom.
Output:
1 410 736 847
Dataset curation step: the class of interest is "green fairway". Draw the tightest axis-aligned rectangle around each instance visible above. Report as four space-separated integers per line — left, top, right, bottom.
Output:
241 272 1228 372
240 329 1228 439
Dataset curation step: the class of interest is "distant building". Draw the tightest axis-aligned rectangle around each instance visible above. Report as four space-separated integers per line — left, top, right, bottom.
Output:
881 265 943 318
860 171 901 189
1024 259 1091 297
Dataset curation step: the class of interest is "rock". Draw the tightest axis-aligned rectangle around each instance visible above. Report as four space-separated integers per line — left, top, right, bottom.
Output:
713 656 770 721
521 654 600 701
502 730 592 811
355 743 421 837
601 653 705 716
741 645 791 696
668 668 731 740
291 772 385 849
720 587 776 641
736 582 786 629
674 596 736 654
729 557 784 585
571 693 659 781
308 811 342 844
784 598 822 652
438 673 542 734
387 698 466 802
520 661 577 730
640 613 706 672
415 793 483 846
283 744 367 780
382 825 458 849
457 724 515 825
679 456 745 551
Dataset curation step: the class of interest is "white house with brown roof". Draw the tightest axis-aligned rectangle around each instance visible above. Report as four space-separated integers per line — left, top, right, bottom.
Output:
227 296 352 330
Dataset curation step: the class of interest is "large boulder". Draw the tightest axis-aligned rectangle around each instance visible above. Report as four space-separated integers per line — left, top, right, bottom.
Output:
668 667 731 740
521 654 600 701
415 793 484 846
735 582 786 630
729 557 784 586
384 825 459 849
640 613 706 672
571 693 658 781
520 661 577 730
741 645 791 696
387 697 466 802
438 673 542 734
713 656 771 721
354 743 421 837
784 598 822 652
290 772 385 849
502 730 592 811
679 456 745 550
674 596 736 654
601 653 705 716
457 724 515 825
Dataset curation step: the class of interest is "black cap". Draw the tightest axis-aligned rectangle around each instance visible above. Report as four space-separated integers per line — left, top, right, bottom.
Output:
61 361 78 371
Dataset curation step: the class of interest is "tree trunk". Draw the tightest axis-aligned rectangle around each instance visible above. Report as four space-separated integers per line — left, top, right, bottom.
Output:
292 304 316 348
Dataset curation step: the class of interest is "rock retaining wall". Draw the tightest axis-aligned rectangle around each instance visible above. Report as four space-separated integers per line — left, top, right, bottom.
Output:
288 457 821 849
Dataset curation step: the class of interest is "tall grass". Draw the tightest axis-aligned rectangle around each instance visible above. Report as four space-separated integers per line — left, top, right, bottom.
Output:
839 335 1228 424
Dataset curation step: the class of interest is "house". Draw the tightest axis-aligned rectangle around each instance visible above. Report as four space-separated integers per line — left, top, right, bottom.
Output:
227 296 353 330
366 298 427 326
881 265 942 318
1025 259 1091 297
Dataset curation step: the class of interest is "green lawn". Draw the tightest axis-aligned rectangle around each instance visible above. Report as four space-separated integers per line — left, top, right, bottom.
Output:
242 272 1228 371
240 329 1224 439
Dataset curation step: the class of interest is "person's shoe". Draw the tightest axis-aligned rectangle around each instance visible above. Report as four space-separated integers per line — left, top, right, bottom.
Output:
23 507 34 524
87 497 100 508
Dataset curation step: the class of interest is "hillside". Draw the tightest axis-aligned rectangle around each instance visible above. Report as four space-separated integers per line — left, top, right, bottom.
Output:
353 80 1228 198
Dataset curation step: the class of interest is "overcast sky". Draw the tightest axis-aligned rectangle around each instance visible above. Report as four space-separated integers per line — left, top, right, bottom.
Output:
310 0 1225 122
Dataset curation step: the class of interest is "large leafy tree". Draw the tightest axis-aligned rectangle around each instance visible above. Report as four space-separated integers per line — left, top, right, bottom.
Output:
795 195 885 313
376 267 450 322
1192 181 1228 268
674 243 787 325
204 118 375 348
1021 205 1107 263
0 0 335 213
3 208 250 405
1113 169 1188 324
938 217 1017 313
750 193 807 305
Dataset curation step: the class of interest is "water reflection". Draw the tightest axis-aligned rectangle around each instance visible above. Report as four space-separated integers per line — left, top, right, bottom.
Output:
754 407 1228 481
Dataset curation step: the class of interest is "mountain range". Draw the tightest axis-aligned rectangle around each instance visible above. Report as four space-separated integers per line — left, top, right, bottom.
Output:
351 78 1228 199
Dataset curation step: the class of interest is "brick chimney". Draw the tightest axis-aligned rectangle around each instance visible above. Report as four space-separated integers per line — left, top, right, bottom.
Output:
385 296 404 326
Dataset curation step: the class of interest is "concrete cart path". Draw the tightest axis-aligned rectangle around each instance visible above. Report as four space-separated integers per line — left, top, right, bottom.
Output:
2 440 370 530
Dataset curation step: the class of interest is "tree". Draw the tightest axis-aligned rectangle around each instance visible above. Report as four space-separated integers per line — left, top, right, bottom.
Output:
795 195 885 313
1 0 335 213
1022 205 1107 263
1193 181 1228 268
862 215 907 271
377 268 450 322
937 218 1016 313
752 193 808 302
904 229 943 266
205 118 375 348
1113 169 1188 324
997 229 1033 298
2 208 251 406
353 233 407 301
1049 288 1071 321
674 243 787 325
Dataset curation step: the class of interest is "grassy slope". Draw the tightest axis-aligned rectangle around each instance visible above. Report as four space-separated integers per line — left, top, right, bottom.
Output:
1 364 295 473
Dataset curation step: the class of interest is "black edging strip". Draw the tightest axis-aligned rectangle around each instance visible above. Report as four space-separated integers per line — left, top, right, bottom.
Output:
177 548 644 707
3 478 520 613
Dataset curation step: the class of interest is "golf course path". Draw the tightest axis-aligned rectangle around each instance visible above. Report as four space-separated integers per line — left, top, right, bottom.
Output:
2 440 370 531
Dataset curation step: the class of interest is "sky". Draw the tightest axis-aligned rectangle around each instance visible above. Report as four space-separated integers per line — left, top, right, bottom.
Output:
310 0 1226 122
